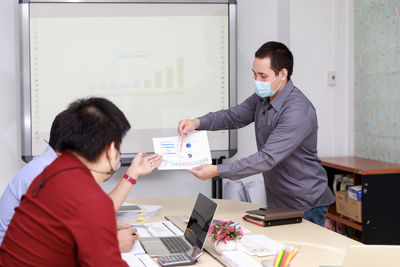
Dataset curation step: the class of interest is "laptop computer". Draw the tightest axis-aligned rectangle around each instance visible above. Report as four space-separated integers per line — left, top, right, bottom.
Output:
341 245 400 267
139 193 218 257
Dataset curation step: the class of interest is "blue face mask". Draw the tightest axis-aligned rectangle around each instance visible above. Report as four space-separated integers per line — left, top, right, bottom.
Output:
254 78 277 98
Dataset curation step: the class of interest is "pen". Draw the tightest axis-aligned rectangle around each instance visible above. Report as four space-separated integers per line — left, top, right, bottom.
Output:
287 248 299 265
273 250 283 267
277 249 285 267
279 250 288 267
180 118 188 151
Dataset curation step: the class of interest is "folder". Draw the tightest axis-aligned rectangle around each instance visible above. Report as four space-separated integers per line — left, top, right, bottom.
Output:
243 207 304 227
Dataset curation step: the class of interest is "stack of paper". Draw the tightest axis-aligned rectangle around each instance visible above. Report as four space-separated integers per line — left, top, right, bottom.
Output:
116 202 161 221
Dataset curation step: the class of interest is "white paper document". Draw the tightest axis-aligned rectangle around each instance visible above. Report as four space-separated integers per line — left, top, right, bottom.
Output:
238 234 293 257
121 242 157 267
153 131 212 170
132 221 184 238
121 253 158 267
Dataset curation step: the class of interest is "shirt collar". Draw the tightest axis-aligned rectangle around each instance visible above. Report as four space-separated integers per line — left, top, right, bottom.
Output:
268 79 295 112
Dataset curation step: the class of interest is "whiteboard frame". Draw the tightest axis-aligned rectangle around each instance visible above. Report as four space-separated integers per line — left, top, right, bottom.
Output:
19 0 237 163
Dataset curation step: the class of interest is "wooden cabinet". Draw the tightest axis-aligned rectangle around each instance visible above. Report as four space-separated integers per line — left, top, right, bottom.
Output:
321 156 400 244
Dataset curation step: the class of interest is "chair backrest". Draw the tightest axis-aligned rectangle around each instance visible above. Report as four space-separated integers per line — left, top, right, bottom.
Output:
342 244 400 267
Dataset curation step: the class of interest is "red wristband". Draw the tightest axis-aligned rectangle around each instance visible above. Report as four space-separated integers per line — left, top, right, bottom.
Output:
123 174 137 185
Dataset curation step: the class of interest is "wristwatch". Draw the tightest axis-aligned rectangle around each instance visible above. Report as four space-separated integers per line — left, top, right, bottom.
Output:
123 173 137 185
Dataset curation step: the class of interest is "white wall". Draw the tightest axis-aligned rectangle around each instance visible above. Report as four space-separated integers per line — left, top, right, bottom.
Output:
289 0 354 157
0 0 354 198
0 0 25 195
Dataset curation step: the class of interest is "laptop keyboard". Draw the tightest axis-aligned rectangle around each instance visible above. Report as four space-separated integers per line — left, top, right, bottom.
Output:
159 236 191 254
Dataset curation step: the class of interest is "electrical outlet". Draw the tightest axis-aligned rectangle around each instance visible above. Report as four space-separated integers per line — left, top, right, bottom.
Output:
328 71 336 86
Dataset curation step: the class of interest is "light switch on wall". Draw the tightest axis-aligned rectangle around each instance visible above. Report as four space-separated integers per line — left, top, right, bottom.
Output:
328 71 336 86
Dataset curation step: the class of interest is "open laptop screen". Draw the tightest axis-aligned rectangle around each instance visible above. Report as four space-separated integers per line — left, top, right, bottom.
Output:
184 193 218 249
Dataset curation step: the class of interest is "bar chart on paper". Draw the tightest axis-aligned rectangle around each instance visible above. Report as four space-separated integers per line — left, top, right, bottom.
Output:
153 131 212 170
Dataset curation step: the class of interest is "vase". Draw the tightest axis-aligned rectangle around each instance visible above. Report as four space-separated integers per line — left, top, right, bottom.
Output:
213 240 238 255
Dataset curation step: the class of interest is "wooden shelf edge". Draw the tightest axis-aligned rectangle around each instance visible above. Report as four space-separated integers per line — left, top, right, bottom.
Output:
326 205 362 232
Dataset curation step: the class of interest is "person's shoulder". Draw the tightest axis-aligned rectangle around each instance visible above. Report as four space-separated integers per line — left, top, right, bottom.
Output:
285 84 314 110
9 146 57 189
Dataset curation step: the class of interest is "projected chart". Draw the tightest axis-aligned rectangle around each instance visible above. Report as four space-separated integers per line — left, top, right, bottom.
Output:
85 54 185 96
152 131 212 170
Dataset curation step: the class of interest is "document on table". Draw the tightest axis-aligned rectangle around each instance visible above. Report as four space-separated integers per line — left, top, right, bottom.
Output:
121 242 157 267
121 254 157 267
152 131 212 170
132 221 184 238
238 235 293 257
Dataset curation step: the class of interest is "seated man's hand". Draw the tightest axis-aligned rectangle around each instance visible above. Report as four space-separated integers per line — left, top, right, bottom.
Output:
126 150 163 179
117 225 138 253
188 164 218 180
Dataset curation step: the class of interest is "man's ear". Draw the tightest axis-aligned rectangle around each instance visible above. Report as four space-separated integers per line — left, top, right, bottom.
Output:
280 68 288 81
106 141 116 159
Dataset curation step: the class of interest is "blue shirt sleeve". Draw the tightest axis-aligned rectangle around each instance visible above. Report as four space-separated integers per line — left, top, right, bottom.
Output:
0 146 57 244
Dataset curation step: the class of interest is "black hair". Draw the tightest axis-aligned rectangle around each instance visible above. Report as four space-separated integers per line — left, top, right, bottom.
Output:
48 111 65 151
255 41 294 81
58 97 131 162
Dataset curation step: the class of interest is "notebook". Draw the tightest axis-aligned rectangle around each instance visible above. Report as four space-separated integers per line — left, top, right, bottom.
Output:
244 207 304 227
139 193 218 257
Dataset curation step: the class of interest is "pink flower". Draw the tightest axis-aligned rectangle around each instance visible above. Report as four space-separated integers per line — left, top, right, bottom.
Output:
209 222 244 244
220 219 231 225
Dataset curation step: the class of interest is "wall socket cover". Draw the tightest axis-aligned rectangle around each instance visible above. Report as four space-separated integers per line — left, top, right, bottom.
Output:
328 71 336 86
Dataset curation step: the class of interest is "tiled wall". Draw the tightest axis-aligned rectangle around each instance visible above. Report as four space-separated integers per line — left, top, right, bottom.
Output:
354 0 400 163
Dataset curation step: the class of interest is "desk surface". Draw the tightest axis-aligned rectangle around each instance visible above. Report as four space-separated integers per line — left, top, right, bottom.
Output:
121 198 361 267
321 156 400 175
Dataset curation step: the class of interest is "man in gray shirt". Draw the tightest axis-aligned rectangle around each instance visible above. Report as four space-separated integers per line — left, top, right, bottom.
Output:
177 41 335 226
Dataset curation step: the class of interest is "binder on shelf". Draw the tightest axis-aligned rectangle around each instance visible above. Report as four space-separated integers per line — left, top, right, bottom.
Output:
243 207 304 227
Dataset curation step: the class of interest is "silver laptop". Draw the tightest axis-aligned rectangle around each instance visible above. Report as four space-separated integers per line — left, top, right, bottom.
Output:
139 193 218 257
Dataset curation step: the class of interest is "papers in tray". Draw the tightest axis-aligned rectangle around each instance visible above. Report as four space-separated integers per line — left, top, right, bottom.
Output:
152 131 212 170
117 202 161 221
238 234 293 257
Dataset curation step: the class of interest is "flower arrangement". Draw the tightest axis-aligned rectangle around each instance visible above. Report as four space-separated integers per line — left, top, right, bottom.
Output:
208 220 244 244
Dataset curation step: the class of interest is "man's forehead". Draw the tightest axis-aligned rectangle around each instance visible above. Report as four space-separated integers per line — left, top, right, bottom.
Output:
253 57 272 72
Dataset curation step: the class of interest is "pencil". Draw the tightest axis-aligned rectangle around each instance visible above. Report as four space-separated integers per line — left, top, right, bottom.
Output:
180 118 188 150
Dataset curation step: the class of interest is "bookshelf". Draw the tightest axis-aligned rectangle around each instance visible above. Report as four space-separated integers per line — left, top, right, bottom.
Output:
321 156 400 244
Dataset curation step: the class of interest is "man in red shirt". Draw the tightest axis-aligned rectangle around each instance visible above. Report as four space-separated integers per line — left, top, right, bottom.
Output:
0 97 161 266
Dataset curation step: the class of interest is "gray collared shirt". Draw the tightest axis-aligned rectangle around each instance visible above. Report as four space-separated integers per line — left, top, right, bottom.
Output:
198 80 335 211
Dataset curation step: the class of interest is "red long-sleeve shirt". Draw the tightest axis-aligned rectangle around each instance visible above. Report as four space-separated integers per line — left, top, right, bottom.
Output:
0 152 128 267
